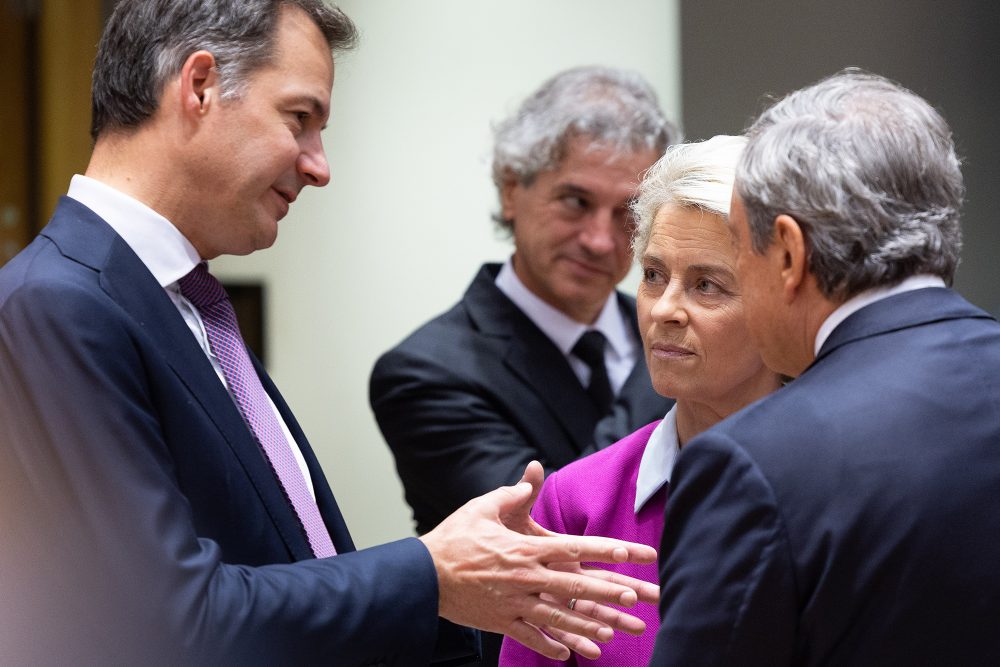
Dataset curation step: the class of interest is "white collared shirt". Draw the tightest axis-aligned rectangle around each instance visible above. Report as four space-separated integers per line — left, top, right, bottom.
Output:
67 175 315 498
634 405 679 513
495 258 639 393
814 274 947 356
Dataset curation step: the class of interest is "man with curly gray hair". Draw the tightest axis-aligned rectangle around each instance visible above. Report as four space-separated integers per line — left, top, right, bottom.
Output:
0 3 665 664
651 69 1000 665
371 65 680 665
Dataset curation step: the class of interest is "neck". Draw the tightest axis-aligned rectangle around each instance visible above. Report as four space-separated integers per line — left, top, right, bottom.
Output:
86 130 172 215
674 372 784 447
87 125 204 255
784 279 842 377
674 401 727 448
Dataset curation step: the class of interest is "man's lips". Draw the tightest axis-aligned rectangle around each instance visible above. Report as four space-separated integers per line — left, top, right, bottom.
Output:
561 255 611 277
273 187 297 205
271 187 296 218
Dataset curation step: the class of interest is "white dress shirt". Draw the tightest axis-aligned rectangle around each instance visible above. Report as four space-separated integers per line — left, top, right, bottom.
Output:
634 405 679 513
67 174 316 498
814 274 947 356
495 258 639 394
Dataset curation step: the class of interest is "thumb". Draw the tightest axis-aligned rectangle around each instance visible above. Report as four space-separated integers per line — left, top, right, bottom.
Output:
518 460 545 508
497 462 551 535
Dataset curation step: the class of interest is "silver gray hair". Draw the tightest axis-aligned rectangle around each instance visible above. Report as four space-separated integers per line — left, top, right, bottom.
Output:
91 0 357 140
491 65 682 231
736 69 964 299
631 134 747 258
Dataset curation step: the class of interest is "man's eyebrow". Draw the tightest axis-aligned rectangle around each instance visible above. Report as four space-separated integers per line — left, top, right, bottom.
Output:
688 263 736 280
292 94 331 124
552 183 593 197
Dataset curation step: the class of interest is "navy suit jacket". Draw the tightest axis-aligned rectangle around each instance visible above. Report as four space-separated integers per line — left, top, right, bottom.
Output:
370 263 672 536
651 287 1000 665
0 198 443 665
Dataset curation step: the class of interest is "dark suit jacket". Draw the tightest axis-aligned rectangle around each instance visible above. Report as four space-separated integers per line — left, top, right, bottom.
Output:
651 287 1000 666
370 263 672 536
0 198 443 666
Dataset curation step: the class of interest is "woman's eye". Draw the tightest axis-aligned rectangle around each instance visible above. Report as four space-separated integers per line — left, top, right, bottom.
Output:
643 268 663 284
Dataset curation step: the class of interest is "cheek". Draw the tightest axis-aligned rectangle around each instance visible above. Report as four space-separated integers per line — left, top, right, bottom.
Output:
636 292 654 336
612 233 633 268
703 309 754 364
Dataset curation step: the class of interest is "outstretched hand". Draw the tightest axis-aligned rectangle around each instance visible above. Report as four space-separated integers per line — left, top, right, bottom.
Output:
419 461 659 661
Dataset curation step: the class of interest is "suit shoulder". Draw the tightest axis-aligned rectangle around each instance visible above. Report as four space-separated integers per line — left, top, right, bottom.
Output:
371 299 478 372
1 245 106 317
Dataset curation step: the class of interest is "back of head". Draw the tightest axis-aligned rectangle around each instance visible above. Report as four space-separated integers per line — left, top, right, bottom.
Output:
736 69 964 299
491 65 681 231
632 134 747 257
90 0 357 140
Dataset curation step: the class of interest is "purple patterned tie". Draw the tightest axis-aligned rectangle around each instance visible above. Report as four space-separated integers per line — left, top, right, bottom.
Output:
178 263 336 558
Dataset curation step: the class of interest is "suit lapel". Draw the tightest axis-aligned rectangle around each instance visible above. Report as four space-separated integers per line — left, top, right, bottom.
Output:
44 199 315 561
463 264 603 455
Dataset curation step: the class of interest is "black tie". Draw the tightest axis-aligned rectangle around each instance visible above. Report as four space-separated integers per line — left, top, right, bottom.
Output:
572 330 614 415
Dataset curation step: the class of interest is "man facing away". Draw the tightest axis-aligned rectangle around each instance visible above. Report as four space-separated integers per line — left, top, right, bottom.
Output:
0 2 660 664
651 69 1000 665
371 67 680 538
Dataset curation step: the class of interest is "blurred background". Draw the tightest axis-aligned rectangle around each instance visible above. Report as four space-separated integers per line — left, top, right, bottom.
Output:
1 0 996 548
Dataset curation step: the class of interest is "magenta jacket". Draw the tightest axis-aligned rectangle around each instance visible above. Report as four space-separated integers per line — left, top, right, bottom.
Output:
499 420 666 667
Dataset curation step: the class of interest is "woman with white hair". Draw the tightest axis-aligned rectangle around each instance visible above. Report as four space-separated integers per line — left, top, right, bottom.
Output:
499 135 783 666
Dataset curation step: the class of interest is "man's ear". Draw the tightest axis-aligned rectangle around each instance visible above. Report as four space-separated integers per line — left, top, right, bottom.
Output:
178 50 220 117
498 172 520 223
773 214 808 303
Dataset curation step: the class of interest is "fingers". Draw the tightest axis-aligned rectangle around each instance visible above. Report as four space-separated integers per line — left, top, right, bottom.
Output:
519 596 615 645
564 598 647 636
541 624 603 660
554 564 660 606
522 565 639 608
504 619 571 662
534 533 657 567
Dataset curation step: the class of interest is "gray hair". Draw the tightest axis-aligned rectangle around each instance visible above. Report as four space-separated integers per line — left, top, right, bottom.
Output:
90 0 357 140
631 134 747 258
491 65 682 231
736 69 964 299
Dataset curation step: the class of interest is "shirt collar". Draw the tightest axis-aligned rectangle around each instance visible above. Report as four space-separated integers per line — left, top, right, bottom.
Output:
634 405 679 513
495 257 631 358
67 174 202 288
814 274 947 356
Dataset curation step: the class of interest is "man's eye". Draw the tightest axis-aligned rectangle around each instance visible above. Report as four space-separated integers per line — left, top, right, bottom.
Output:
696 278 722 294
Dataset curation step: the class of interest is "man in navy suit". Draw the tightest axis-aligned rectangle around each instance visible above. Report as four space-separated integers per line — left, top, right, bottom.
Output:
0 1 659 664
650 69 1000 664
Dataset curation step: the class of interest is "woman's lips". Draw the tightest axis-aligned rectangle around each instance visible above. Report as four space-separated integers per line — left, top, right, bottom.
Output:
650 343 694 359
